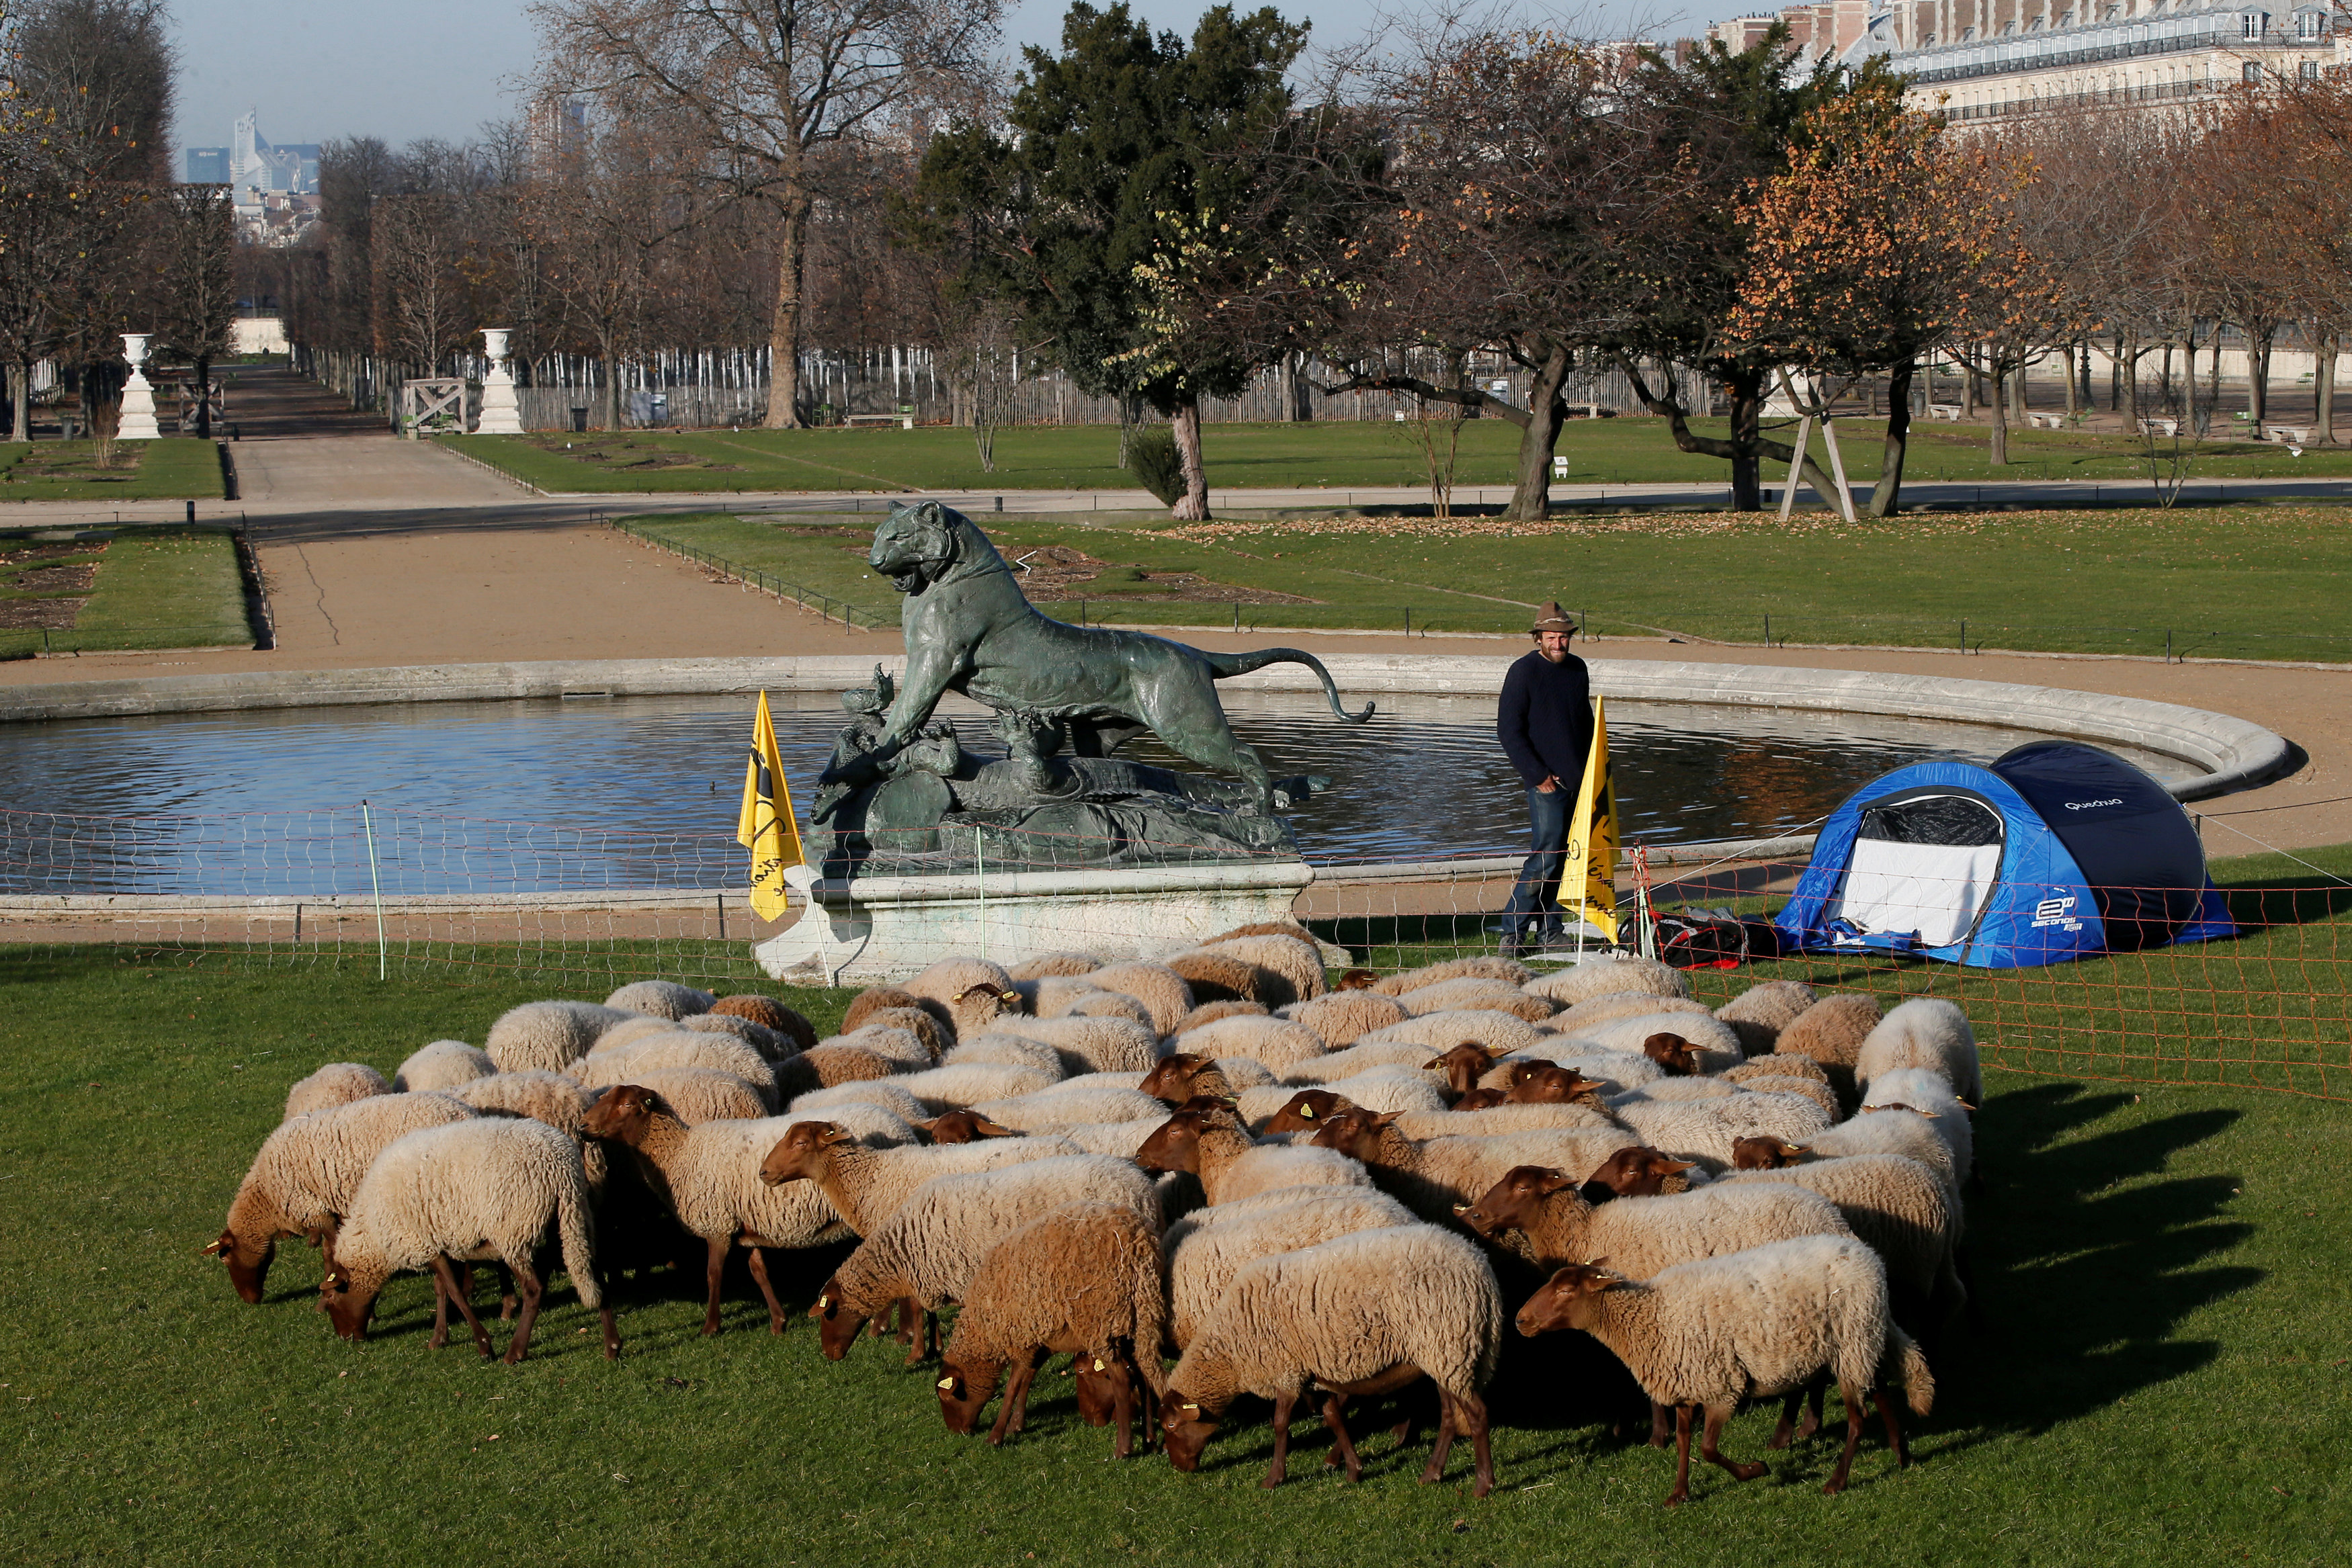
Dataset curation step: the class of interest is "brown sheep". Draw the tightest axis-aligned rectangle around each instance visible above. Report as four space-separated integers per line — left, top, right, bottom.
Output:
710 995 818 1053
921 1110 1019 1145
1169 1000 1269 1037
1164 951 1261 1006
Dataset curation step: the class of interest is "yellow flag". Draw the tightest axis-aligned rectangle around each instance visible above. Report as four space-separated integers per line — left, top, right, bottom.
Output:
737 691 804 922
1560 697 1620 943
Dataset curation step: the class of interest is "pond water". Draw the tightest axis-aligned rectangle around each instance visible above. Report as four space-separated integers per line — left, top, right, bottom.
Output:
0 689 2197 896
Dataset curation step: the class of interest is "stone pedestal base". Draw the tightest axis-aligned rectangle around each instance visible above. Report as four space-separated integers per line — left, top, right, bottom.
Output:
118 371 161 440
476 375 523 435
753 859 1339 986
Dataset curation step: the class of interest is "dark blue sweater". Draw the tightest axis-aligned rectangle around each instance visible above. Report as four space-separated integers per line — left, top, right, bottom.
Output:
1498 650 1593 789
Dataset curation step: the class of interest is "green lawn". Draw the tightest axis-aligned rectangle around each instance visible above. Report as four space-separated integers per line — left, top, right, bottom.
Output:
0 437 224 501
616 504 2352 661
1 840 2347 1563
445 418 2352 497
0 525 254 658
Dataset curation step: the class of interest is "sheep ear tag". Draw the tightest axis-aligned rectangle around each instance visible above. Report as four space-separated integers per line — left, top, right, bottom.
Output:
1092 1358 1105 1373
937 1376 956 1391
1298 1106 1316 1119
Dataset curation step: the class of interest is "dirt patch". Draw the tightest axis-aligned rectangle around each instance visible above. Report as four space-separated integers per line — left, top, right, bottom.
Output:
1 541 107 569
5 445 143 484
526 435 738 472
0 597 86 629
6 562 100 593
1005 542 1316 606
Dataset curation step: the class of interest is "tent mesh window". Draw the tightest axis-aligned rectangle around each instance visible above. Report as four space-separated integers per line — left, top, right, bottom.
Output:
1832 791 2005 949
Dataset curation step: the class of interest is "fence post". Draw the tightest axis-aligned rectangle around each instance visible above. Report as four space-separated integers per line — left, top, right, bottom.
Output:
360 801 388 981
1959 619 1966 654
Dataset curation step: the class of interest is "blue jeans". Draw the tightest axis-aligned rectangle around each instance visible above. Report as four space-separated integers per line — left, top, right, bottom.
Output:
1503 784 1570 934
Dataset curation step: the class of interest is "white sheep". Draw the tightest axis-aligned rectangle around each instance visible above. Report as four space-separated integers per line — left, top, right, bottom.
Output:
571 1031 780 1104
1855 998 1982 1106
1007 951 1103 979
968 1083 1171 1129
988 1014 1164 1075
1771 1110 1961 1206
1171 1014 1329 1072
605 979 714 1019
1136 1105 1374 1205
587 1014 677 1055
1389 1105 1642 1144
1515 1238 1933 1504
614 1065 773 1125
1719 1154 1966 1327
1712 979 1818 1055
1163 1223 1502 1495
937 1199 1171 1454
1860 1068 1974 1186
814 1024 935 1071
1610 1091 1834 1172
1171 1000 1271 1038
890 1061 1063 1113
1354 1008 1544 1057
679 1010 794 1061
758 1118 1087 1238
1236 1069 1446 1130
284 1063 388 1120
1556 1010 1745 1071
1012 973 1107 1016
1198 932 1327 1008
209 1092 475 1303
1456 1165 1853 1278
787 1078 930 1123
1308 1109 1642 1221
1277 990 1408 1046
1367 955 1535 994
1523 954 1691 1006
1396 976 1558 1022
321 1115 614 1362
944 1035 1066 1076
1532 1049 1667 1096
1163 1186 1419 1350
1085 961 1195 1034
808 1153 1159 1362
390 1041 493 1094
1277 1039 1449 1084
904 956 1023 1039
1550 991 1716 1033
485 1000 632 1074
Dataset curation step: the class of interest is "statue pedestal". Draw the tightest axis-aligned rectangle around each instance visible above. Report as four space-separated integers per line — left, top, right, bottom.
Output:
118 369 161 440
753 859 1339 986
476 368 523 434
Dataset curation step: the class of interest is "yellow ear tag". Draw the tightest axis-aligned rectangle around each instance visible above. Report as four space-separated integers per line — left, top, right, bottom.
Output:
1300 1106 1315 1119
937 1377 955 1390
1092 1358 1105 1372
816 1294 830 1309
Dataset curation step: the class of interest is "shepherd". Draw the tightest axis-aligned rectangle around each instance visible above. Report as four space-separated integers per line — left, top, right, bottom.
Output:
1496 602 1593 958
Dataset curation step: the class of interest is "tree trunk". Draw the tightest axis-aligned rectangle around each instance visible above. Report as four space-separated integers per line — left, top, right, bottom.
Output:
2318 330 2337 444
1868 358 1915 518
7 363 27 443
193 355 212 439
1726 369 1764 511
1117 394 1141 467
1988 367 2009 465
2206 335 2222 433
2249 328 2271 427
1503 341 1571 521
2120 335 2139 425
765 193 812 429
1169 394 1209 520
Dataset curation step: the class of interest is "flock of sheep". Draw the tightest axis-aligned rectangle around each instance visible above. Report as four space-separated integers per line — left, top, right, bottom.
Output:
215 923 1982 1506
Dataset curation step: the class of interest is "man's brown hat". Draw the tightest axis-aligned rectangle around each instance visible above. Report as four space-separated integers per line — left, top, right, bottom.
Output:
1531 601 1577 634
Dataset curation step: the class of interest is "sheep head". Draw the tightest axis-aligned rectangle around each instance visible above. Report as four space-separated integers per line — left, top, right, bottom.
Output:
1457 1165 1578 1239
1423 1043 1499 1094
808 1276 870 1361
1453 1086 1509 1112
1304 1106 1400 1163
761 1120 854 1186
1138 1053 1214 1105
1160 1390 1224 1473
1134 1110 1210 1175
1515 1262 1622 1337
580 1083 667 1144
1581 1146 1697 1199
317 1264 380 1344
934 1359 1003 1436
1730 1135 1808 1170
205 1227 274 1305
1338 968 1380 990
1507 1064 1601 1107
919 1110 1016 1145
1260 1090 1349 1135
1071 1352 1130 1432
1642 1033 1704 1076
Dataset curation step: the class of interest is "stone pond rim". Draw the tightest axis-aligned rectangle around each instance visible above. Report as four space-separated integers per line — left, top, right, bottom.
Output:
0 652 2291 808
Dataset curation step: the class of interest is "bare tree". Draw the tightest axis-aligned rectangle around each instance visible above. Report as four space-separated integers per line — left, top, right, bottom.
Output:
372 195 470 372
532 0 1003 428
147 183 237 435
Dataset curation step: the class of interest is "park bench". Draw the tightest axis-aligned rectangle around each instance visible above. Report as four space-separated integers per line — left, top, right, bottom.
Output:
1926 403 1964 421
2027 412 2066 429
2138 417 2181 437
2263 425 2311 444
842 413 915 429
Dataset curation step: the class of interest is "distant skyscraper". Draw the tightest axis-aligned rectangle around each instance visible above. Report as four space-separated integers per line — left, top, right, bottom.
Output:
185 146 230 183
227 110 320 206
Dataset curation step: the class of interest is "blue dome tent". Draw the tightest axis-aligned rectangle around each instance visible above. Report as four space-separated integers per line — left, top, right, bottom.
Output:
1773 740 2236 969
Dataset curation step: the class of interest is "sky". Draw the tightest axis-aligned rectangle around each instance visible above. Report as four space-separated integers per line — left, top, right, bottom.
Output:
169 0 1671 161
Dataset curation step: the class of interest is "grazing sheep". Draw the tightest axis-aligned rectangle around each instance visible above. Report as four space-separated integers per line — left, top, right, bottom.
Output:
209 1092 476 1303
1136 1106 1375 1205
1013 973 1105 1015
890 1061 1062 1113
1397 977 1558 1022
946 1035 1066 1076
485 1000 631 1074
1610 1077 1739 1106
591 1014 679 1055
284 1063 390 1120
1198 918 1327 947
1008 952 1104 980
1138 1053 1247 1104
605 979 714 1019
1062 990 1157 1027
843 986 929 1034
1558 1012 1745 1072
1355 1008 1545 1057
1713 980 1818 1055
788 1079 930 1123
679 1012 794 1061
1368 955 1536 995
571 1031 780 1105
321 1117 616 1364
1390 1105 1641 1143
937 1201 1171 1454
816 1024 935 1071
809 1155 1159 1362
1747 1115 1961 1207
1277 990 1409 1047
1172 1014 1328 1073
450 1068 589 1127
969 1083 1171 1130
1722 1054 1830 1088
1579 1145 1706 1199
1171 1000 1269 1037
620 1065 773 1125
1308 1108 1640 1221
1719 1156 1966 1328
582 1089 886 1334
1610 1092 1835 1173
989 1015 1164 1076
1279 1039 1450 1084
1855 998 1982 1106
1163 950 1263 1005
1163 1186 1419 1350
919 1110 1019 1144
1235 1069 1446 1129
905 957 1023 1038
390 1041 492 1094
1085 962 1195 1034
849 1006 951 1061
1550 991 1716 1033
1198 933 1327 1009
1860 1069 1974 1186
1457 1165 1852 1276
1163 1225 1502 1495
1032 1119 1167 1158
1523 955 1691 1007
1515 1242 1933 1504
1775 994 1885 1100
1529 1049 1667 1097
759 1119 1087 1238
708 994 818 1053
1726 1074 1841 1121
780 1043 899 1092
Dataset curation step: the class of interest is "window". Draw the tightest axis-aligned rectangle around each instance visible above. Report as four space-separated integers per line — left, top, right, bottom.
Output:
2303 57 2322 77
2242 10 2265 38
2244 58 2264 79
2297 8 2323 37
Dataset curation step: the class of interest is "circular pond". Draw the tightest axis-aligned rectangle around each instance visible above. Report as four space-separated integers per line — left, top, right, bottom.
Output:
0 689 2199 897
